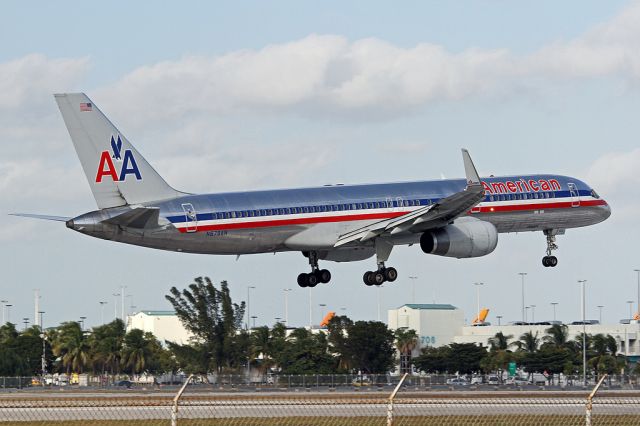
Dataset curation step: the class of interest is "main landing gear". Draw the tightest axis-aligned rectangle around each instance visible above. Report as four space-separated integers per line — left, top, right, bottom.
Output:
297 251 331 288
363 239 398 286
542 230 559 268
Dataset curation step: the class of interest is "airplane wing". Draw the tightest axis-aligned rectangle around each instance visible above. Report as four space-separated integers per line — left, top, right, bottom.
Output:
334 149 484 247
9 213 71 222
102 207 160 229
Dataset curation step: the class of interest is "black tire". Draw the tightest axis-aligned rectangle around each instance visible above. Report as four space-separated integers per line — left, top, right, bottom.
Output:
549 256 558 267
385 267 398 282
373 272 385 285
542 256 549 267
363 272 374 286
297 273 308 288
318 269 331 284
307 273 318 287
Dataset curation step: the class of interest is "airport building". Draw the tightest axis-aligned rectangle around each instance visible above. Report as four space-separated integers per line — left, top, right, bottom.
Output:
126 310 192 345
387 303 640 362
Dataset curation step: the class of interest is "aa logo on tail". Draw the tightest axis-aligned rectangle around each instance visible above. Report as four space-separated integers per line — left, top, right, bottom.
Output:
95 135 142 183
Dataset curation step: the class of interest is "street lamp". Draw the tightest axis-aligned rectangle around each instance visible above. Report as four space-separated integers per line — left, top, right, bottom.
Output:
597 305 604 324
79 316 86 331
5 304 12 324
112 293 120 320
474 282 484 324
525 306 530 323
99 301 108 324
627 301 634 321
496 315 503 326
246 286 256 330
530 305 536 323
518 273 527 322
634 269 640 319
0 300 7 323
578 279 587 386
22 318 29 330
39 311 46 381
409 276 418 304
319 303 327 322
550 302 558 322
283 289 292 325
377 285 384 322
251 315 257 329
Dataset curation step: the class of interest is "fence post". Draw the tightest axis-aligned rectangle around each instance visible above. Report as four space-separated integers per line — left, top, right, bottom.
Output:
387 373 408 426
171 374 194 426
585 374 607 426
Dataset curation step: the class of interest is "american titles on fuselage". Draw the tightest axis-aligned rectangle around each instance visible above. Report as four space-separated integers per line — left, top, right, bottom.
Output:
482 178 561 195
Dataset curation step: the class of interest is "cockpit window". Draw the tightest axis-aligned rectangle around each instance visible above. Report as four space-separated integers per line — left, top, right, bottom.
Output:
591 189 600 199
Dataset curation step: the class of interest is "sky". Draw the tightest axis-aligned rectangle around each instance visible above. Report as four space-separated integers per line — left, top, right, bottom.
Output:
1 1 640 331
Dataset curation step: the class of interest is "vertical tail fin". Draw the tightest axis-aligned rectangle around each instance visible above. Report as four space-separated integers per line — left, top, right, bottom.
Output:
55 93 182 209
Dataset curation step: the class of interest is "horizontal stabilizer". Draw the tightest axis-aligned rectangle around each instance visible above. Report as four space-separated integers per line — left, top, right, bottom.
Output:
102 207 160 229
10 213 71 222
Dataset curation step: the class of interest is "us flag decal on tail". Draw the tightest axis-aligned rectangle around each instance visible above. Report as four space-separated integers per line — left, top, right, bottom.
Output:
80 102 92 112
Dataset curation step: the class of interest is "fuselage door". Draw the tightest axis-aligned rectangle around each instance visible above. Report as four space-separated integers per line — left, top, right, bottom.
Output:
567 183 580 207
181 203 198 233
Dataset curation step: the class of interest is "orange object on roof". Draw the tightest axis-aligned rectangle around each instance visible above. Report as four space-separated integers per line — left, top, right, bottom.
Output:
320 311 335 327
634 312 639 321
472 308 489 324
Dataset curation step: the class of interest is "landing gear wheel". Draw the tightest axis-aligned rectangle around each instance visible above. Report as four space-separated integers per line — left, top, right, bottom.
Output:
384 267 398 282
297 273 308 288
318 269 331 284
373 272 385 286
542 256 550 267
307 273 319 287
363 272 374 286
548 256 558 267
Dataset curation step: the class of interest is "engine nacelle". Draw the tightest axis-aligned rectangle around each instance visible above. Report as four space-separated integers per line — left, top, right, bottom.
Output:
420 217 498 258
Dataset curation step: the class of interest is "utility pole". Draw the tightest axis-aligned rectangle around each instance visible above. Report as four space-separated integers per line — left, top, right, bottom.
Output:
474 282 484 323
409 276 418 304
578 279 587 386
518 273 527 322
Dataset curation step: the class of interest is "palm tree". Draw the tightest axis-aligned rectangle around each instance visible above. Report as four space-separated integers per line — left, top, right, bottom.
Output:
511 331 539 353
543 324 569 348
121 329 151 374
395 329 419 374
488 332 512 351
52 321 89 374
250 326 274 375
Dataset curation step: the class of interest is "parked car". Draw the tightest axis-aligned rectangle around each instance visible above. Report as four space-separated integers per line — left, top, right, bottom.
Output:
116 380 133 389
487 375 500 385
446 377 469 386
506 376 529 386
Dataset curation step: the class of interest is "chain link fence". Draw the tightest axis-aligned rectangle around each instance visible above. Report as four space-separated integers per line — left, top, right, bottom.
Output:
1 377 639 425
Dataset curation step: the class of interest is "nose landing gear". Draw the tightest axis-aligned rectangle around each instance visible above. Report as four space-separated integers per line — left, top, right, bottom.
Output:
542 230 559 268
297 251 331 287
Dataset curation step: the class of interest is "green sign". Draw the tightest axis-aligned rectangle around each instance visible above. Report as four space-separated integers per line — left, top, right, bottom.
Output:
508 362 516 376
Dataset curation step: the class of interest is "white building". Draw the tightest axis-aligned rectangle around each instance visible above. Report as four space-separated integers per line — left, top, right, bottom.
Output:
387 303 640 362
126 311 193 345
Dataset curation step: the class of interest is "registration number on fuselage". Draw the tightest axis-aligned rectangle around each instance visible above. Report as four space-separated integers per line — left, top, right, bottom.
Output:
206 230 228 237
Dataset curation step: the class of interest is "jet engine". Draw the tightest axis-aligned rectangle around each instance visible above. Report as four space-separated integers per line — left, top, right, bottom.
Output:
420 217 498 258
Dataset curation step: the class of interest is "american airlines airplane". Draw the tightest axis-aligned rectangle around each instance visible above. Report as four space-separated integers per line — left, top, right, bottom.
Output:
14 94 611 288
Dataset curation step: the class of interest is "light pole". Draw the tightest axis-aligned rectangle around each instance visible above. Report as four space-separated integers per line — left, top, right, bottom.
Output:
112 293 120 320
22 318 29 330
251 315 257 329
377 285 384 322
496 315 502 326
1 300 8 324
283 289 292 326
319 303 327 323
474 282 484 323
578 279 587 386
519 273 527 322
550 302 558 322
39 311 46 381
308 287 313 329
530 305 536 323
120 286 127 323
79 316 86 331
627 301 634 321
635 269 640 319
5 304 12 324
246 286 255 330
597 305 604 324
99 301 108 324
525 306 530 323
409 276 418 304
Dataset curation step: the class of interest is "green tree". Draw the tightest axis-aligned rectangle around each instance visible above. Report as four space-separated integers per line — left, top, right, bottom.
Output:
277 328 336 374
412 346 449 373
52 321 89 374
326 315 354 372
488 332 512 351
512 331 540 353
413 343 487 374
343 321 395 374
543 324 570 349
88 319 125 375
165 277 245 373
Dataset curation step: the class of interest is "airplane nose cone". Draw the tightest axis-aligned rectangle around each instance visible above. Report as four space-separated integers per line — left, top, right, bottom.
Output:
599 200 611 221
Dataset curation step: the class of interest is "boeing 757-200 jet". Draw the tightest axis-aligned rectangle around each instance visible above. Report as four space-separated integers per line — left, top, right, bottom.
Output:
13 93 611 288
